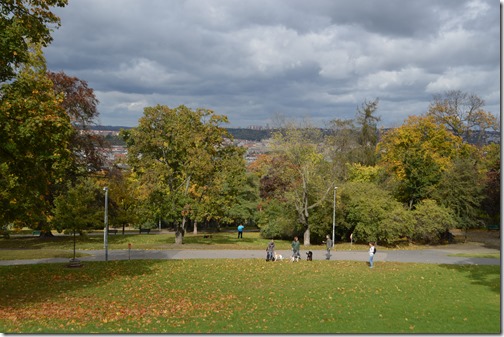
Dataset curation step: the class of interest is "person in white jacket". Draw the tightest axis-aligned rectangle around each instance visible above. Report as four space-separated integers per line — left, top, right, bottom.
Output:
368 242 376 268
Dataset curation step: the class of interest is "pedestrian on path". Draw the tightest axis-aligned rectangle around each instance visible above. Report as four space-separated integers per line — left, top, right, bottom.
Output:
266 240 275 261
237 224 244 238
368 242 376 268
324 234 333 260
291 236 301 261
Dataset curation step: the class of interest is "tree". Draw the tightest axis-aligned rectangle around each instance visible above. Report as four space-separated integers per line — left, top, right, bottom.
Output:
270 122 334 245
479 143 500 226
340 182 411 245
52 177 104 233
0 0 68 82
431 158 486 233
188 144 258 233
48 71 105 175
356 98 381 166
122 104 235 244
411 199 456 244
0 46 73 228
427 90 499 146
325 118 360 181
377 115 473 209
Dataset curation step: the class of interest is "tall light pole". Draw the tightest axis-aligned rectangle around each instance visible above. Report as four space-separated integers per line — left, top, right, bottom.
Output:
332 186 338 244
103 186 109 261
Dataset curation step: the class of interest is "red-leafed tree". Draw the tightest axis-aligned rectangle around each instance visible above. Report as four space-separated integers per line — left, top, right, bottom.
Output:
48 71 106 175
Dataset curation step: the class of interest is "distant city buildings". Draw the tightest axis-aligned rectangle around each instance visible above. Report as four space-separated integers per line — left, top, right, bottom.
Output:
89 126 499 168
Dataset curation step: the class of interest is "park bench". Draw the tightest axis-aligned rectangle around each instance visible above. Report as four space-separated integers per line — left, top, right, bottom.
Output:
108 229 118 235
32 230 41 236
486 224 499 231
139 228 151 234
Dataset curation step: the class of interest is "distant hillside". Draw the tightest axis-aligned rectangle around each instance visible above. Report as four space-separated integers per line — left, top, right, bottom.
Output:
226 128 273 141
93 126 273 141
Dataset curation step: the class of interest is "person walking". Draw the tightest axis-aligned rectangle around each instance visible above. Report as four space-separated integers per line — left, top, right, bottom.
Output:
237 224 244 239
368 242 376 268
266 239 275 261
324 234 333 260
291 236 301 261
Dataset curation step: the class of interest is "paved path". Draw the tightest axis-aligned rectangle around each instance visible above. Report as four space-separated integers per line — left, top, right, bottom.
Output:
0 247 500 266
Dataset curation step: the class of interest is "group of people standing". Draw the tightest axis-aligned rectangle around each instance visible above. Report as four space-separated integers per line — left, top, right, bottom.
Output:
242 225 377 267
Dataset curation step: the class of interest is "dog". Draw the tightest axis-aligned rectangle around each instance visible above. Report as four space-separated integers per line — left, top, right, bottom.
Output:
306 251 313 261
290 254 300 262
274 253 283 261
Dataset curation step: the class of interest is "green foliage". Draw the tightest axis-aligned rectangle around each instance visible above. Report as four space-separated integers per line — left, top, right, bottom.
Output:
340 182 410 244
52 178 104 232
0 0 68 82
431 158 485 230
269 123 335 244
256 199 300 239
122 105 252 242
0 46 73 226
355 98 380 166
411 199 456 244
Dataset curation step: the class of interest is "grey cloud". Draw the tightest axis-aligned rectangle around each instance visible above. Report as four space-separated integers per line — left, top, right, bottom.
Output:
44 0 499 128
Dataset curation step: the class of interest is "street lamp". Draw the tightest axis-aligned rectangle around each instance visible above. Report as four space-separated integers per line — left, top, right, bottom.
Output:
103 186 109 261
332 186 338 244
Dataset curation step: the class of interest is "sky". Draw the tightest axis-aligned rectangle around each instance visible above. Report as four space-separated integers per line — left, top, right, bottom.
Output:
44 0 500 129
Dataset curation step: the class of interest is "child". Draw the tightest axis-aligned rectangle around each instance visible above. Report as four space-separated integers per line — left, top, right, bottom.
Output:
266 239 275 261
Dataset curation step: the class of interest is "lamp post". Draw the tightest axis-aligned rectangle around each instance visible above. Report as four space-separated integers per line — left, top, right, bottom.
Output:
103 186 109 261
332 186 338 244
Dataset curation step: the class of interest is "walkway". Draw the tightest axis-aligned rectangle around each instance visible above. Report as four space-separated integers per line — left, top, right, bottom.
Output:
0 246 500 266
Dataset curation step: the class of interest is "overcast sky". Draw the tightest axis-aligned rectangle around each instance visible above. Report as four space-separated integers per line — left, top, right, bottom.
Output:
44 0 500 128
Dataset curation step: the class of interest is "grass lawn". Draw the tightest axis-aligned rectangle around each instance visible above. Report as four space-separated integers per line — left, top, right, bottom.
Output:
0 259 500 333
0 232 375 258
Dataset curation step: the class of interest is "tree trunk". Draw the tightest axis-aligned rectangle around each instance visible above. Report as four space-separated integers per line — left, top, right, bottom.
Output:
303 227 311 246
175 226 184 244
175 216 188 244
193 220 198 235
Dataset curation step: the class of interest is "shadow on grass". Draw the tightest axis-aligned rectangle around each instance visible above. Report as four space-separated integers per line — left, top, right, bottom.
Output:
438 264 501 294
0 259 166 309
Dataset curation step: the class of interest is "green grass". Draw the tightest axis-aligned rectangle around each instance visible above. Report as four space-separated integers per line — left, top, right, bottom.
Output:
0 259 499 333
0 232 372 254
448 253 500 259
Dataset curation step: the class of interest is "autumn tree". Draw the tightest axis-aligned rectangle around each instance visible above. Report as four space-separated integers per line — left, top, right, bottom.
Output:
250 154 301 239
0 0 67 82
427 90 499 146
0 46 73 228
377 115 473 209
122 104 237 244
270 122 334 245
48 71 105 175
